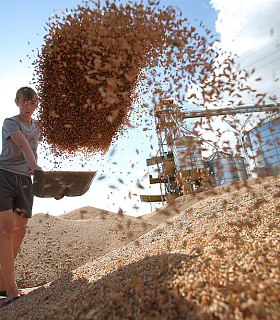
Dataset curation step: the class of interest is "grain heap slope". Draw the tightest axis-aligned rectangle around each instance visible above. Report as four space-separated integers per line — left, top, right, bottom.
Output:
14 207 154 288
1 177 279 319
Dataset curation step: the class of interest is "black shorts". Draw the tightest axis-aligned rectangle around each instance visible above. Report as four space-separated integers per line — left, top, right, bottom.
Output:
0 169 33 218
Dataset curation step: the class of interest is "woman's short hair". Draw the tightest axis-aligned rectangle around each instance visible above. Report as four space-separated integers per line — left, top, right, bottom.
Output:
16 87 37 101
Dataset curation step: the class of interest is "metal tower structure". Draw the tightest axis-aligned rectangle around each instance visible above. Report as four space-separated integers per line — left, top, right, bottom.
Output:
140 101 180 203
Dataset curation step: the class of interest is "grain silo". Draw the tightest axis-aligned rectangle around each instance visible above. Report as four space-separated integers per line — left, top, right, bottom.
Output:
247 114 280 176
173 135 204 171
204 151 248 187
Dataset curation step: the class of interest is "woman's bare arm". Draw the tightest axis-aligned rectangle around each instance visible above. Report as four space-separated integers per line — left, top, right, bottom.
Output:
10 132 42 173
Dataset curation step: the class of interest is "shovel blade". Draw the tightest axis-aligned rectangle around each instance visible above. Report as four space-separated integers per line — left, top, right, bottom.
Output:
32 170 97 199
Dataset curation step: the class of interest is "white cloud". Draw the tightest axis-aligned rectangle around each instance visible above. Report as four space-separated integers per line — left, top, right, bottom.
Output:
212 0 279 50
210 0 280 103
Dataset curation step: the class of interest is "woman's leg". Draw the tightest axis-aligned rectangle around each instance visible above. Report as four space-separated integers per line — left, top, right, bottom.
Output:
0 209 21 300
12 212 28 259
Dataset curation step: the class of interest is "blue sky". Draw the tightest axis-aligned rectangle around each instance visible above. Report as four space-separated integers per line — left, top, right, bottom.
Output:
0 0 279 216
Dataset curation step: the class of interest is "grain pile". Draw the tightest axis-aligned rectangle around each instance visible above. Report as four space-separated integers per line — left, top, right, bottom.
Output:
33 0 235 156
14 207 155 288
1 177 279 319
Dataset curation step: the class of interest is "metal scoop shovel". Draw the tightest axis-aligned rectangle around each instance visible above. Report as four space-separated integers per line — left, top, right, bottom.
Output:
32 170 96 199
